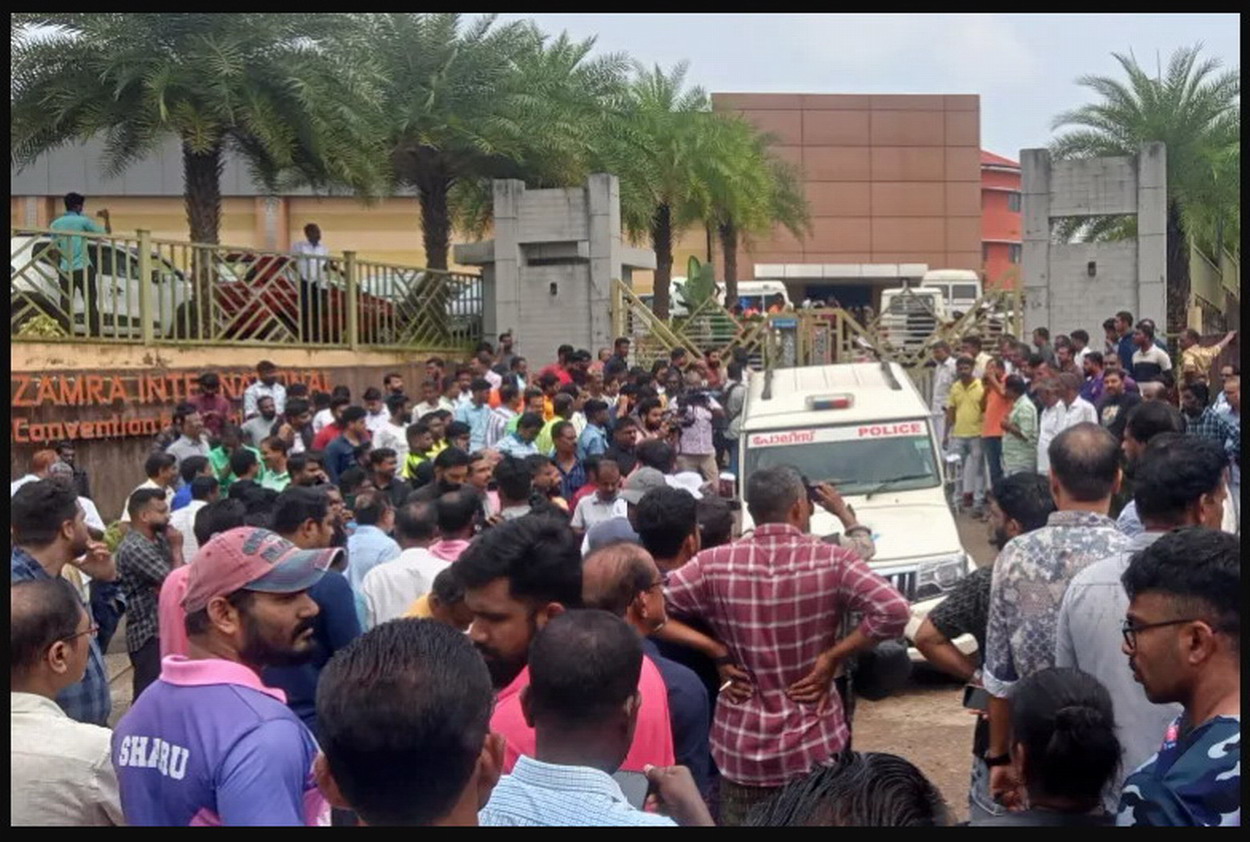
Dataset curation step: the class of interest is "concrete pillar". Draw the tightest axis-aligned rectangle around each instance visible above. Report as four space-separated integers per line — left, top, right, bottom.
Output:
586 173 621 351
1020 148 1052 336
1136 142 1168 328
489 179 525 346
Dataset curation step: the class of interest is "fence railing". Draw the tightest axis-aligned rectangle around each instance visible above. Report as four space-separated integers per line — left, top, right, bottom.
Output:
10 227 482 352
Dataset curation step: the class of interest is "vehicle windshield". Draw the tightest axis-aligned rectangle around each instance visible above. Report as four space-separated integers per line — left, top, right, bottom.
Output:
743 420 940 496
952 283 979 301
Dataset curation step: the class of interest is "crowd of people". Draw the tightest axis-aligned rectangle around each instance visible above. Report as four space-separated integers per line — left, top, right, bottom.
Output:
9 318 1241 826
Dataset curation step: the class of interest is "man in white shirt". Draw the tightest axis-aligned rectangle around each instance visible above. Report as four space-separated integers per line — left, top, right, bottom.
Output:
1035 379 1066 476
169 475 220 562
930 341 958 445
11 449 60 498
48 462 105 536
11 578 124 826
362 387 391 437
570 460 628 538
412 378 454 421
373 393 412 464
120 452 179 525
242 360 286 420
360 500 444 629
292 223 332 343
1058 371 1098 427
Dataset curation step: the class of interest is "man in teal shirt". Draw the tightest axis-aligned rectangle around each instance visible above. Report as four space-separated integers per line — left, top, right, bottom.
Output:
49 192 111 336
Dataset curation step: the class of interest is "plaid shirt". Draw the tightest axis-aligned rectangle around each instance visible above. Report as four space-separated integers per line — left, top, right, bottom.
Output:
117 529 174 653
11 548 111 726
1185 408 1240 465
664 523 910 787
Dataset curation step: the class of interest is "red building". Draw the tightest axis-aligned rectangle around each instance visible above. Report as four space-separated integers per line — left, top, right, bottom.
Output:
981 150 1021 289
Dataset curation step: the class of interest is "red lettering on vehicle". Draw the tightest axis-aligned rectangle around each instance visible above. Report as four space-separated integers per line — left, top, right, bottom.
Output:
749 430 817 448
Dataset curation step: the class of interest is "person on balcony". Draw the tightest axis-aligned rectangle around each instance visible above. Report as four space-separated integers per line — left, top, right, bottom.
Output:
50 192 110 337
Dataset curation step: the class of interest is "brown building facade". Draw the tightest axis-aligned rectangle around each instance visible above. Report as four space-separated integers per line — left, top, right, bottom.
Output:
711 93 982 307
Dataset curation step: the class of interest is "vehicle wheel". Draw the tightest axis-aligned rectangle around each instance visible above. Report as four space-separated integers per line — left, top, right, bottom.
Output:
851 640 913 701
11 292 70 337
168 301 199 339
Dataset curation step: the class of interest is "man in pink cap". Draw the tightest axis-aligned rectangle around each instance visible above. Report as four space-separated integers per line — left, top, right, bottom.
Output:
111 527 341 826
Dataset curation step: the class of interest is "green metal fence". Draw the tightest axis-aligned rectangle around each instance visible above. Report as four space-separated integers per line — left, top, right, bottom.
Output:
10 227 482 352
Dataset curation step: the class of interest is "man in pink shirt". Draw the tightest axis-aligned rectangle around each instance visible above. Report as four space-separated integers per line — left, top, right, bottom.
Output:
158 499 247 658
456 515 675 773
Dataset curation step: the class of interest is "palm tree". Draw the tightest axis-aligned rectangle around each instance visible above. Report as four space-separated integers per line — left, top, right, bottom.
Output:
706 118 809 308
354 13 628 270
11 13 386 245
602 62 717 321
1051 44 1239 333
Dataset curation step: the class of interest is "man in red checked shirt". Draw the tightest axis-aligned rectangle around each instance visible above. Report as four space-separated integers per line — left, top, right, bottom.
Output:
188 372 234 440
663 464 909 826
538 344 575 387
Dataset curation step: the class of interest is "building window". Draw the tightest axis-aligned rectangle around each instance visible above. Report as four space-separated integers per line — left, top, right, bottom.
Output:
1007 191 1022 213
982 244 992 264
1008 244 1022 264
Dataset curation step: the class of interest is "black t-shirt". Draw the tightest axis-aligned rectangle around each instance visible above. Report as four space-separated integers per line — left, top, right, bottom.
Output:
605 444 638 476
927 567 992 757
1097 392 1142 441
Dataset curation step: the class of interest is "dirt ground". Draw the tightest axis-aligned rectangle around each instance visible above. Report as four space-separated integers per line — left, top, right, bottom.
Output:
106 510 999 824
854 510 997 823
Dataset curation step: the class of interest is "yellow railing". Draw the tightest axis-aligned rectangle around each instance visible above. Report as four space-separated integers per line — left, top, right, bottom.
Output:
10 227 481 352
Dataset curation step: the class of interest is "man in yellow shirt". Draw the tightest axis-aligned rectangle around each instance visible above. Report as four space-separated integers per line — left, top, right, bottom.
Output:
1179 328 1236 386
404 566 472 631
945 355 987 516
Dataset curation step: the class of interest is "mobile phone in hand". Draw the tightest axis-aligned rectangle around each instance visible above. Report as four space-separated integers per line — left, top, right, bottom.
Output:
612 770 651 809
963 683 990 712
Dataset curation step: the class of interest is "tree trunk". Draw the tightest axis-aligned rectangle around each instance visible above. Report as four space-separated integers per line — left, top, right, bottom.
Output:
182 142 224 245
417 174 453 271
719 222 739 309
651 204 673 321
1165 200 1191 337
182 142 224 340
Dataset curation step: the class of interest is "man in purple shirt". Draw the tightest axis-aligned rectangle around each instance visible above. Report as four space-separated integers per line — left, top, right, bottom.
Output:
112 527 341 826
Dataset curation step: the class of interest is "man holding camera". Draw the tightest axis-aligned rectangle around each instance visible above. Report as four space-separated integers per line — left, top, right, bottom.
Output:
674 369 724 485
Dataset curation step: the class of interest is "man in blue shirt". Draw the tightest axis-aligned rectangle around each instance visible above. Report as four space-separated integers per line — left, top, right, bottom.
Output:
455 378 494 452
1117 528 1240 827
479 611 713 827
581 543 712 799
171 456 214 511
10 480 114 726
343 491 401 612
578 400 611 461
49 192 110 337
324 406 371 484
496 412 544 459
264 487 362 735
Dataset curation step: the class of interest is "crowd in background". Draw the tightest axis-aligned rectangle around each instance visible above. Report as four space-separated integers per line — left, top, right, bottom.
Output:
10 319 1240 827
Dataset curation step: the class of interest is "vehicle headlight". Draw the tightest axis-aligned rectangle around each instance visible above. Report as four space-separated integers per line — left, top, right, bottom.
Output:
915 553 970 601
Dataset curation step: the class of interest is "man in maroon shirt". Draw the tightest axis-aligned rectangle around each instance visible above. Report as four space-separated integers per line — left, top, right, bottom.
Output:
189 372 234 440
664 465 910 825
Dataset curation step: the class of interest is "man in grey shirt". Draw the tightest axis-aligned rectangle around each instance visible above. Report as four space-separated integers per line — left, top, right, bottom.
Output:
242 395 279 447
163 405 211 468
1055 433 1228 809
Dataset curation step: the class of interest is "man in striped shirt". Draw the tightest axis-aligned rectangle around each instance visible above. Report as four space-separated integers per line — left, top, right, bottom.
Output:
664 465 910 825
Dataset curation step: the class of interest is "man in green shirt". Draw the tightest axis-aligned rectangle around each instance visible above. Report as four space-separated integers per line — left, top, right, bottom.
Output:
49 192 110 337
1000 374 1039 475
208 424 261 491
259 436 292 492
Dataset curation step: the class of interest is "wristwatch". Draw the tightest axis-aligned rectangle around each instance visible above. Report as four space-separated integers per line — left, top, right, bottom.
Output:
983 752 1012 768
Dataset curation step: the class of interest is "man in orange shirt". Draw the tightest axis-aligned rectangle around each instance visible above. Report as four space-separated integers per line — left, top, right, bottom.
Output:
980 358 1013 492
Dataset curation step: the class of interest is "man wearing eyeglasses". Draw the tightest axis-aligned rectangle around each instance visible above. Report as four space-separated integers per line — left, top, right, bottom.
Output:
11 578 122 826
583 542 712 800
1056 434 1226 811
1116 527 1240 827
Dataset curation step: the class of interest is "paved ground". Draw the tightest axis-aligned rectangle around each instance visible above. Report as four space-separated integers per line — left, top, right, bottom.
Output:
106 509 998 823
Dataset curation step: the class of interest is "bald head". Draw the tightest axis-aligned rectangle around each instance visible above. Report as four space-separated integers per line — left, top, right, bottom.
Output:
11 578 85 680
582 543 657 618
1049 423 1120 503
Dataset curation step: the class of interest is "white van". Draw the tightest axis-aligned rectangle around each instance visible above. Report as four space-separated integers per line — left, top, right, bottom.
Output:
921 269 982 316
736 361 977 664
731 280 790 314
878 285 947 352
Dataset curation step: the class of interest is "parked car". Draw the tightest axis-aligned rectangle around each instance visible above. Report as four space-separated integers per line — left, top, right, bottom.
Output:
11 234 402 344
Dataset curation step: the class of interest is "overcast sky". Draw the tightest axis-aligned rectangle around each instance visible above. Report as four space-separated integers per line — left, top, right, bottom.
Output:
495 13 1239 161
